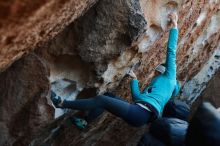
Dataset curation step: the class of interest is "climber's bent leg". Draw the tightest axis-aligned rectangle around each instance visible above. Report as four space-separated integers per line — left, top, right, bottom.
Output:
63 95 151 127
85 93 127 122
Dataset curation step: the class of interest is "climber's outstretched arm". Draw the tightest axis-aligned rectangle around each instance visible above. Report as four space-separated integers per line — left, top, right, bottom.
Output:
128 70 141 101
164 13 179 79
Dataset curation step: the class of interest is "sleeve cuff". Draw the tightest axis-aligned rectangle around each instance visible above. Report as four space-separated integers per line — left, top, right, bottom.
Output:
170 28 178 34
131 79 139 83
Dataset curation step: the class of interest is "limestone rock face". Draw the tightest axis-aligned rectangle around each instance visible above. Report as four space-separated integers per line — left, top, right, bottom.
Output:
0 0 220 146
74 0 146 64
0 54 53 146
36 0 147 77
190 69 220 116
0 0 98 72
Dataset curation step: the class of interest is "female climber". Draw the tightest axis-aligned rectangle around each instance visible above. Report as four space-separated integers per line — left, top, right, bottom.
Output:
51 12 180 127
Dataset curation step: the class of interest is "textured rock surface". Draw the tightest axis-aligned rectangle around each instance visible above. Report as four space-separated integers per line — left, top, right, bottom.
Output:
200 69 220 108
0 0 98 72
35 0 147 78
0 54 53 146
189 68 220 118
181 42 220 105
0 0 220 146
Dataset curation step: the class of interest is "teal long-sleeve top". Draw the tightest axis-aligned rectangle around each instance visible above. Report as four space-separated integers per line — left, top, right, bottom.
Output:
130 28 179 116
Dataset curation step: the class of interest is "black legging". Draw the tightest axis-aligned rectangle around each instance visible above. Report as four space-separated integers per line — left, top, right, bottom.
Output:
62 94 152 127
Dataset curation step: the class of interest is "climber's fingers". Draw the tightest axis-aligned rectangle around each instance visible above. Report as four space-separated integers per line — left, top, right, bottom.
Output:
128 70 137 79
168 12 178 24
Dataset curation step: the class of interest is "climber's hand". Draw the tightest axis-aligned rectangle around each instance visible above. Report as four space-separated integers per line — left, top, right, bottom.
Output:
168 12 178 28
128 70 137 79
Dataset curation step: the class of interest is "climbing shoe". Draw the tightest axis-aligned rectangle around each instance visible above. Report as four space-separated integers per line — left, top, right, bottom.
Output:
69 117 88 130
50 91 63 108
51 90 57 98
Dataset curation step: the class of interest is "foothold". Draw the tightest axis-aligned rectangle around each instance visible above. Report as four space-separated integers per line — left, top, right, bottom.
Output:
150 24 163 33
192 23 197 28
39 30 45 37
1 35 16 45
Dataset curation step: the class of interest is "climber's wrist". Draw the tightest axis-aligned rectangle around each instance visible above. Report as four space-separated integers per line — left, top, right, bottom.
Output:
132 77 137 80
170 21 177 28
173 22 178 28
